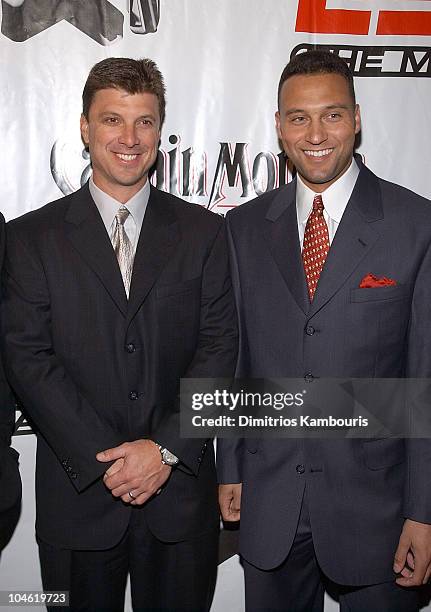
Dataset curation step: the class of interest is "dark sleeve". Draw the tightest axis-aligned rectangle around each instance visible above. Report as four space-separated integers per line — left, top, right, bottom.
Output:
0 213 16 447
1 222 123 493
153 220 238 475
404 238 431 524
217 212 245 483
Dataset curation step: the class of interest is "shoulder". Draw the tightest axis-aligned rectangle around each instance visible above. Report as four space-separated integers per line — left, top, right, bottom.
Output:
7 189 78 238
357 160 430 216
375 175 431 235
379 177 430 212
355 163 431 248
226 183 293 228
150 186 224 234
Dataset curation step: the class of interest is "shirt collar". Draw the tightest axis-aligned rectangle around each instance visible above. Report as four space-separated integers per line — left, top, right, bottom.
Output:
296 158 360 226
88 177 150 231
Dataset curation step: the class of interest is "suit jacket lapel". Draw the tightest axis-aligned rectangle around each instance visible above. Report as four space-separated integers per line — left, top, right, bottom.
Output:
65 184 128 316
263 179 309 315
309 163 383 317
126 186 179 325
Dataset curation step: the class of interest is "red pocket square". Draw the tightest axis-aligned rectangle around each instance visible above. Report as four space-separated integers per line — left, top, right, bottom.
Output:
359 273 397 288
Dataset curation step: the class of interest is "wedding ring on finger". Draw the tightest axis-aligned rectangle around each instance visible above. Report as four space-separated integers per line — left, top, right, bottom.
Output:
128 490 136 500
156 488 162 495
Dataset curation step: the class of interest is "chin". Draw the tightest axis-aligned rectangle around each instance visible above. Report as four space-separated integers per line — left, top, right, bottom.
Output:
302 173 330 186
114 175 144 187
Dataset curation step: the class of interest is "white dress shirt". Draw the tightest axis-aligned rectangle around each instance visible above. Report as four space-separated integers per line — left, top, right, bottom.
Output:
89 178 150 253
296 159 360 249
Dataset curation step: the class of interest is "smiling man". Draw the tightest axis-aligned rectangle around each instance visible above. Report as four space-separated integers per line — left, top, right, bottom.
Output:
2 58 237 611
218 50 431 612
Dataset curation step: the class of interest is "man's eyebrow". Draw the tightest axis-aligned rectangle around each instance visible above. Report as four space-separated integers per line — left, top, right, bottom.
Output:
324 104 352 111
285 103 352 116
99 110 121 116
98 111 157 120
285 108 306 115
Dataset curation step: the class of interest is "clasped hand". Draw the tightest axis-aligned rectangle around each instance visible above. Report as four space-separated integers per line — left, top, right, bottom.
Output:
394 519 431 586
96 439 171 505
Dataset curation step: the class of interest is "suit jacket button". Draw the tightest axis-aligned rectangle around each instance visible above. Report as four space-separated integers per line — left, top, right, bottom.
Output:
296 464 305 474
197 457 202 463
129 391 139 401
304 373 314 382
126 343 136 353
305 326 315 336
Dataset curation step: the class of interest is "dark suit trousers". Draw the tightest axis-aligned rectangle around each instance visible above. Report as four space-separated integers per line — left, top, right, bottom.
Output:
243 487 419 612
38 507 218 612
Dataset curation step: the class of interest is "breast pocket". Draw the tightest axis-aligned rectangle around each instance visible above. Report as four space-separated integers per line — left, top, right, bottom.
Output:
155 277 201 340
156 277 201 299
350 284 410 304
348 284 412 373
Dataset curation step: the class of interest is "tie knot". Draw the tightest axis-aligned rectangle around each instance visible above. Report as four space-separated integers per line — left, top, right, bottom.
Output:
116 206 130 226
312 194 324 214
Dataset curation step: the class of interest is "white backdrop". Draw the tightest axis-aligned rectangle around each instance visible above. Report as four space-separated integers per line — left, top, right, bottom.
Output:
1 1 431 610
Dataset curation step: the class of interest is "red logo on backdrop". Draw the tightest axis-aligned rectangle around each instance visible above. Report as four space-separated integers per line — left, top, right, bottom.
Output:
296 0 431 36
293 1 431 77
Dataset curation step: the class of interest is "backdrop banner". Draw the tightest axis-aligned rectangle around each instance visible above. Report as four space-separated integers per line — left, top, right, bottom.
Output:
1 1 430 610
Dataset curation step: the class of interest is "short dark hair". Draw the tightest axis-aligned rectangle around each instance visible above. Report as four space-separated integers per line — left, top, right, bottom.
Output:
278 50 356 108
82 57 166 125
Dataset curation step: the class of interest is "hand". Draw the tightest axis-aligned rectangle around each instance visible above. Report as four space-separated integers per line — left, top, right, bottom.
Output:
219 483 242 521
96 440 171 505
394 519 431 586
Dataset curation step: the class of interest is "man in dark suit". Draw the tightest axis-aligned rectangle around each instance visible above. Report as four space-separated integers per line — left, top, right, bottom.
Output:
0 212 21 552
2 57 237 611
218 50 431 611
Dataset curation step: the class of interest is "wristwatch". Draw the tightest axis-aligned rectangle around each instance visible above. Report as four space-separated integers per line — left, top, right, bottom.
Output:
155 443 179 467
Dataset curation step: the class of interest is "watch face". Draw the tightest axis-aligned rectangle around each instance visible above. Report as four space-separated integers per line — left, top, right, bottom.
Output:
162 449 179 465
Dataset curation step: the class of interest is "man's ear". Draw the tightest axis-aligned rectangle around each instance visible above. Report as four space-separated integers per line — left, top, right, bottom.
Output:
80 114 89 147
275 110 282 140
354 104 361 135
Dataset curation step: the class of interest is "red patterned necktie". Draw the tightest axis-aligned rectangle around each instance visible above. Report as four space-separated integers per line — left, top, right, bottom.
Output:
302 194 330 301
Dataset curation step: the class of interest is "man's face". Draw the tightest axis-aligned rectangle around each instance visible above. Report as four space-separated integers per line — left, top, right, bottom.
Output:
275 73 361 193
80 88 160 202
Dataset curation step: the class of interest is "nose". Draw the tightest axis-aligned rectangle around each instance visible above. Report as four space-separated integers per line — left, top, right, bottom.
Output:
305 118 327 145
119 123 139 148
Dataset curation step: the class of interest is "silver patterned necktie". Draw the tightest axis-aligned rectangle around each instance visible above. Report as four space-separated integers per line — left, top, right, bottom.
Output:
111 206 134 298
